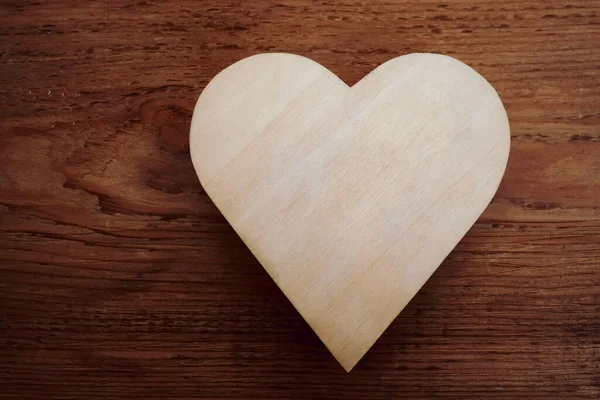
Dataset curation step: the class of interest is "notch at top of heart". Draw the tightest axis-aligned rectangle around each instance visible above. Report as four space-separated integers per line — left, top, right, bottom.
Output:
190 53 510 372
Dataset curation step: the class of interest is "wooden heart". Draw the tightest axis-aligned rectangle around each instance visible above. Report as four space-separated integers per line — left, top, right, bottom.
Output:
190 53 510 371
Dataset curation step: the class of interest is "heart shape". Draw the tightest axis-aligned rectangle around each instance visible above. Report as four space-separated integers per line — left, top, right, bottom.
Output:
190 53 509 371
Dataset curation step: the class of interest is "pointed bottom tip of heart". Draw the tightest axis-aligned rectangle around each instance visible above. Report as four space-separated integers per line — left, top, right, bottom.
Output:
337 356 360 373
329 342 371 372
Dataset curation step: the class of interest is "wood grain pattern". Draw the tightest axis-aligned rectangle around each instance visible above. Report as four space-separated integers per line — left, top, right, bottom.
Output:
190 52 510 371
1 0 599 398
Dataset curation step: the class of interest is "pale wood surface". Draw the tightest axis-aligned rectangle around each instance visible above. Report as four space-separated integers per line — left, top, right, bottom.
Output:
190 53 510 371
1 0 599 398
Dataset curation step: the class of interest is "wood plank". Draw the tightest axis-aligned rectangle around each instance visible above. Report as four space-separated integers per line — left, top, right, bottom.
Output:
1 0 599 398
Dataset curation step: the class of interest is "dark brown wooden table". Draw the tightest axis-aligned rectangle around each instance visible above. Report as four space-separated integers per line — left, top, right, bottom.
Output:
1 1 599 398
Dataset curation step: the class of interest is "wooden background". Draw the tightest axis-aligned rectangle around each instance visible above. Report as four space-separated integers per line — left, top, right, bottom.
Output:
1 0 599 398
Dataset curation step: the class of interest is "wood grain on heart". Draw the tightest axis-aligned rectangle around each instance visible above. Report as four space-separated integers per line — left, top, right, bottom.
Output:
190 53 510 371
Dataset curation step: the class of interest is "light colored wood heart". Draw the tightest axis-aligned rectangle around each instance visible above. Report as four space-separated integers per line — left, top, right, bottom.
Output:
190 53 510 371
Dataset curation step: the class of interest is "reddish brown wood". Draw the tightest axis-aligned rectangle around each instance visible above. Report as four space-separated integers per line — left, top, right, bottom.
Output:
1 1 599 398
